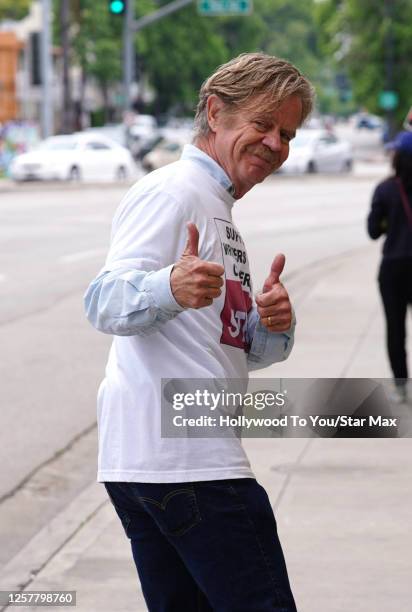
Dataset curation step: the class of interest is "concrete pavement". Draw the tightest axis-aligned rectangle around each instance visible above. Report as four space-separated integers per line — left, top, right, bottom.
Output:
1 234 411 611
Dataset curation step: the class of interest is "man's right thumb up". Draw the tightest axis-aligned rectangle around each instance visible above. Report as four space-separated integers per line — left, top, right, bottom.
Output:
183 222 199 257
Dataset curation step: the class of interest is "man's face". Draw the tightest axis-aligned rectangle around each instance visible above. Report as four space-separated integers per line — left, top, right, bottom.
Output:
210 94 302 198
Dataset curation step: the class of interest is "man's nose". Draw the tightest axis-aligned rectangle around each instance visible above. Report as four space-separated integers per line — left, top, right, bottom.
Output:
262 129 281 152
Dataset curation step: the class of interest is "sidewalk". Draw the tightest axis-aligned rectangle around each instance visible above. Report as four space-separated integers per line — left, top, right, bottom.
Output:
1 244 411 612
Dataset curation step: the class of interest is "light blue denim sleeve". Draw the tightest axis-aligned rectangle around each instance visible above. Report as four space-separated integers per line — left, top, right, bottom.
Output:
247 307 296 372
84 264 185 337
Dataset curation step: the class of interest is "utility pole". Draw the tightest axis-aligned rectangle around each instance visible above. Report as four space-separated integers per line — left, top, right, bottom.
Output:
123 0 135 112
60 0 72 133
40 0 53 138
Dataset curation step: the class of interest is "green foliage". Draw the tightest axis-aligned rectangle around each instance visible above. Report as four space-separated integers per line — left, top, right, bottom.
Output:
66 0 122 87
48 0 372 119
215 0 346 116
0 0 30 21
136 0 329 115
316 0 412 127
135 0 228 115
256 0 320 78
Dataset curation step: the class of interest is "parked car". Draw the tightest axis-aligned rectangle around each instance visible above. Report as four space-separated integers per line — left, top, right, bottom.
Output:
9 133 135 182
134 134 164 161
84 124 128 147
280 129 353 174
142 140 184 172
128 114 159 159
356 113 383 130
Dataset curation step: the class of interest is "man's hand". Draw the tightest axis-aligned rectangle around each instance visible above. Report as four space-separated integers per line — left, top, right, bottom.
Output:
255 254 292 332
171 223 225 309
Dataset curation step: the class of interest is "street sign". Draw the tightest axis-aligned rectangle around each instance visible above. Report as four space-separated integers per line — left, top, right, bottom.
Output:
197 0 252 16
378 90 399 111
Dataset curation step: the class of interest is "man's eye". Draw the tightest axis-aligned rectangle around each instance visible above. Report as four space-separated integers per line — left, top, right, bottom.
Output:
281 133 292 143
254 121 267 131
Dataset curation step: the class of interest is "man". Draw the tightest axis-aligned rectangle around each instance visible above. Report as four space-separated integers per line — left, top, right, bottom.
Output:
85 53 314 611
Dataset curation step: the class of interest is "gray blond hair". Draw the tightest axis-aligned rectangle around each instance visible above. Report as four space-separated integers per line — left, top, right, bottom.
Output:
194 52 315 137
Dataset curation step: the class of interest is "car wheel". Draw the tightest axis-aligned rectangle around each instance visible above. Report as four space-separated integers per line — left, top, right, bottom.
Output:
68 166 81 181
116 166 128 181
307 160 317 174
142 162 154 173
343 159 353 173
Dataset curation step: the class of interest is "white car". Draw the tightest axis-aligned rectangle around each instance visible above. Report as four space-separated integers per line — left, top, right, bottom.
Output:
9 133 136 182
280 129 353 174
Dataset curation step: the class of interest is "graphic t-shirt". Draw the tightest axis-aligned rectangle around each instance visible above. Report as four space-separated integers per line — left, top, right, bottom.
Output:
97 155 257 482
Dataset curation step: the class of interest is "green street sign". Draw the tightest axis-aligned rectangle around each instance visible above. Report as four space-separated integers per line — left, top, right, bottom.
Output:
378 90 399 111
197 0 252 16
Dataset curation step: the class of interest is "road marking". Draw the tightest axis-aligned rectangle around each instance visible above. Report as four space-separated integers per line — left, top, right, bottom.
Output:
59 248 106 264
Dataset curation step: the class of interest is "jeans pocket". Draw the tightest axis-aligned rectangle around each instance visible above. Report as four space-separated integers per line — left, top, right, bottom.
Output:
199 479 247 511
137 484 201 537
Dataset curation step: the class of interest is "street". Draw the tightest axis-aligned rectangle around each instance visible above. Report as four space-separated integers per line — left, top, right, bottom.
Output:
0 165 392 507
1 161 411 611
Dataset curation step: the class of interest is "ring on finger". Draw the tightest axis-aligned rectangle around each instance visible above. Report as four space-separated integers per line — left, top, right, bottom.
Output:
267 315 272 326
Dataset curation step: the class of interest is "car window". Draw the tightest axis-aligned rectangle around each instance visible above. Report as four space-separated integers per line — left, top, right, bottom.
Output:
318 134 338 145
37 137 77 151
163 142 181 152
86 141 111 150
291 132 314 147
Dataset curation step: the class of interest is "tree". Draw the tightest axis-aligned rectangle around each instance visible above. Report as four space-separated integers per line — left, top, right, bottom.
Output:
316 0 412 128
0 0 30 21
66 0 123 124
46 0 354 123
136 0 328 117
135 0 228 115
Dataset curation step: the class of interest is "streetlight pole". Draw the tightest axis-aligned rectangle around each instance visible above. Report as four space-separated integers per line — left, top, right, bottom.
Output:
123 0 135 112
40 0 53 138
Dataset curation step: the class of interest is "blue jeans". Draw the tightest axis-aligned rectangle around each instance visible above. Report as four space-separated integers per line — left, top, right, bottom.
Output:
104 479 297 611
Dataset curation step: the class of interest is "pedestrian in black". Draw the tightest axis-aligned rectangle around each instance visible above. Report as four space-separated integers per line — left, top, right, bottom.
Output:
367 131 412 403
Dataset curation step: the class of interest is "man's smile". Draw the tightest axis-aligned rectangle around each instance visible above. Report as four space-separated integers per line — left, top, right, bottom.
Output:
246 149 279 173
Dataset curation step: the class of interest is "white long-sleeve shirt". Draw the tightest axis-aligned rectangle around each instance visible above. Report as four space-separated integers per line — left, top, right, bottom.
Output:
84 144 295 483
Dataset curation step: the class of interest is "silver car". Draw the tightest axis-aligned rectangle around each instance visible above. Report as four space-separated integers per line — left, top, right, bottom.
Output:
280 129 353 174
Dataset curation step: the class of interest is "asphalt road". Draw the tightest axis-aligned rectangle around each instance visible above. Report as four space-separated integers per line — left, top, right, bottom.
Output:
0 167 390 504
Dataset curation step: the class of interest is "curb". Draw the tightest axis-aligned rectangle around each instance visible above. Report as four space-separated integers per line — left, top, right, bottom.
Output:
0 180 137 194
0 483 107 607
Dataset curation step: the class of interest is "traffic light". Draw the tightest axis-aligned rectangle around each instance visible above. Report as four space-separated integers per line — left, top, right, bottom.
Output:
30 32 41 86
108 0 126 15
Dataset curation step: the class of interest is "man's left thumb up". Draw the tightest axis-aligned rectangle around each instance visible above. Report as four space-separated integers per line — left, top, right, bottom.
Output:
262 253 286 293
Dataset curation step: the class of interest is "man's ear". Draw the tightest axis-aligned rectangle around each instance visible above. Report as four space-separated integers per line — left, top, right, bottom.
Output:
207 94 226 133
